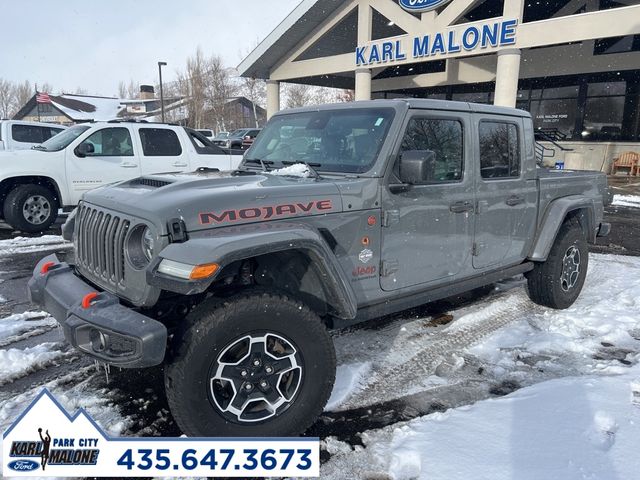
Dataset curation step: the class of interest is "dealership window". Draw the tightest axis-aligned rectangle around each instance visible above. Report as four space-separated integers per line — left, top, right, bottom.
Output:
583 81 627 141
400 118 463 183
479 122 520 179
519 85 579 140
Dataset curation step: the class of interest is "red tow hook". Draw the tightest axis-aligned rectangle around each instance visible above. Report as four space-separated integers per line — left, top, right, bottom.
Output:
40 261 56 275
81 292 99 309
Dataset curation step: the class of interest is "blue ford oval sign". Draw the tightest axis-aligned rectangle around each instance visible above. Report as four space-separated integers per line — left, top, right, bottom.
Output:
8 459 40 472
399 0 453 12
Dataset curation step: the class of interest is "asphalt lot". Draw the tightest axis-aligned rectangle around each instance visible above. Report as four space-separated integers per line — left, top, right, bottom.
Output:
0 176 637 474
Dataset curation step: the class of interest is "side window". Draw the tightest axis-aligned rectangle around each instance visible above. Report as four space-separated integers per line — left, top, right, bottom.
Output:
12 125 44 144
139 128 182 156
479 122 520 179
400 118 464 183
81 128 134 156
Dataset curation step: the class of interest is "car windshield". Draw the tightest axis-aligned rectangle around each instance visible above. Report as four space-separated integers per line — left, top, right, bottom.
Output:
229 129 248 138
246 108 395 174
214 132 229 140
37 125 90 151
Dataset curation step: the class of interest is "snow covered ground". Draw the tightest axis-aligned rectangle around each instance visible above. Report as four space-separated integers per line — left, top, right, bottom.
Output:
0 232 638 479
613 194 640 208
320 253 640 479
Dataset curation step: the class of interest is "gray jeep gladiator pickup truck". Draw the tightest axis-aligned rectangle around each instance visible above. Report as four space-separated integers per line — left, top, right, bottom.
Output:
29 99 610 437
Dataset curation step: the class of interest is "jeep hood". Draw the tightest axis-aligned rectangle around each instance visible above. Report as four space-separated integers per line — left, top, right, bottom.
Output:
81 170 344 235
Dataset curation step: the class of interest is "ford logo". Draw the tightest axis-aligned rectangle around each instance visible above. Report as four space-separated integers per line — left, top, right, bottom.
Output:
399 0 453 12
8 459 40 471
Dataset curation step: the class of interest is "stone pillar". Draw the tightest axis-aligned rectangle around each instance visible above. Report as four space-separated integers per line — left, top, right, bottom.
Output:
355 68 372 101
494 49 521 108
266 80 280 119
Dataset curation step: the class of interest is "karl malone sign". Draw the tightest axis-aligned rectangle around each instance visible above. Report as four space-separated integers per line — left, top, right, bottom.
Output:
356 19 518 67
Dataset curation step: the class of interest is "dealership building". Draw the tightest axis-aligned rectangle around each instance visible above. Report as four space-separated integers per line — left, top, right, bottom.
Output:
239 0 640 170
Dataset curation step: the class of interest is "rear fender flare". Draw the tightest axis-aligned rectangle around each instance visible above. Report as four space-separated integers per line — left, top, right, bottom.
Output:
529 196 597 262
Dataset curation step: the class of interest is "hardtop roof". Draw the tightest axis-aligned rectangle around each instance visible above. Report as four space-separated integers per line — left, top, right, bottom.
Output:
274 99 532 118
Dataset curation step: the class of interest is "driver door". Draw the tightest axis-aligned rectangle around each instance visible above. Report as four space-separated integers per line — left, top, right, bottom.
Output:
66 127 141 204
380 112 475 291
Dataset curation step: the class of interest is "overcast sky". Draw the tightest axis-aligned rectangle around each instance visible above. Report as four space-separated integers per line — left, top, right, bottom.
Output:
0 0 298 97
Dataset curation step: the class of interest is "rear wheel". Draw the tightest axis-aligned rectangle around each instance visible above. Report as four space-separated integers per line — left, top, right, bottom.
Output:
526 217 588 309
165 290 336 437
3 184 58 233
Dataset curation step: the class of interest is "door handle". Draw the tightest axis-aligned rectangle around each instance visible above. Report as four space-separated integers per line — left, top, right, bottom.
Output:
506 195 525 207
172 162 188 167
120 162 138 168
450 201 474 214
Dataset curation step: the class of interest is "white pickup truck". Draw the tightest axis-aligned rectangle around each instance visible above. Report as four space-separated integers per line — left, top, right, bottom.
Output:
0 120 66 151
0 121 243 232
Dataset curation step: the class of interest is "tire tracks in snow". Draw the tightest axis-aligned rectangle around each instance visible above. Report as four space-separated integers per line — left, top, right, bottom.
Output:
337 290 540 410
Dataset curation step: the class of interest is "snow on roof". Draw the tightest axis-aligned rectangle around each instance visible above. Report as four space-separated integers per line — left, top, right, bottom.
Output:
51 94 125 121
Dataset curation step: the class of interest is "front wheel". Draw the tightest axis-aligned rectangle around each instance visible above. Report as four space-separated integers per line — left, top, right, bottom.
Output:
526 217 588 309
3 184 59 233
165 291 336 437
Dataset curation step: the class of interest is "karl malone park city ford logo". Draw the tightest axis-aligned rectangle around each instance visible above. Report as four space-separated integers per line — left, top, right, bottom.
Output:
399 0 453 12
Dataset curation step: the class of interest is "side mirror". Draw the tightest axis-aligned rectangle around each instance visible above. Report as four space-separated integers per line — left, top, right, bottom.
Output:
399 150 436 185
75 143 95 157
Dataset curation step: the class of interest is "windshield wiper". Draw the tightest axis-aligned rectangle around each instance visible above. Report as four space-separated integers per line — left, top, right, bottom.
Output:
244 158 274 171
282 160 323 180
31 145 47 151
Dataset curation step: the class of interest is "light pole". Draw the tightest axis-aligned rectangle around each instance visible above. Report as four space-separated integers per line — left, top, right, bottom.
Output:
158 61 167 123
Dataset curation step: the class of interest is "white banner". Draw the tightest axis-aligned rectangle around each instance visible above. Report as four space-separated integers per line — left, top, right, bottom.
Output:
3 389 319 477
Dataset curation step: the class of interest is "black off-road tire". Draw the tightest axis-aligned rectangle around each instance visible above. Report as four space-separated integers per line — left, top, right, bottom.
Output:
165 290 336 437
526 217 588 309
3 184 58 233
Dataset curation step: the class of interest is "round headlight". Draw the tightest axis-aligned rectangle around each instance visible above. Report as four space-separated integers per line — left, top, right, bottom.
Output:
142 227 154 261
126 224 154 270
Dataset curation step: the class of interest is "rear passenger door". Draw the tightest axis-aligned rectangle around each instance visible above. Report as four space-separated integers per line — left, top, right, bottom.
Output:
138 127 189 175
472 116 537 269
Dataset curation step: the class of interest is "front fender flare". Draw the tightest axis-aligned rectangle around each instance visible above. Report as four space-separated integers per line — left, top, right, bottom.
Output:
528 195 599 262
150 222 358 320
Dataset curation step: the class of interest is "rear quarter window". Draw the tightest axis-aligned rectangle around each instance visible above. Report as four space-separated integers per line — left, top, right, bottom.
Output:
139 128 183 156
11 124 45 143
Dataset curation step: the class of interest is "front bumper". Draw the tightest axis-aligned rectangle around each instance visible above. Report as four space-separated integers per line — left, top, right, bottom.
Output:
28 254 167 368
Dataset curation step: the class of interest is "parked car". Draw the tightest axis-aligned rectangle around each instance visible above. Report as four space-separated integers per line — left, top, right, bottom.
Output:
212 128 260 149
196 129 215 138
0 120 66 151
241 129 261 150
212 131 230 142
29 99 610 438
0 121 243 232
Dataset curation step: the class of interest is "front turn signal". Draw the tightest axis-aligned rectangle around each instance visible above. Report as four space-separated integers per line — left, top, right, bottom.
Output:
189 263 219 280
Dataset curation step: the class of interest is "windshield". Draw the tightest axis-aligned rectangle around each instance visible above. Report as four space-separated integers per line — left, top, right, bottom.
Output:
246 108 395 174
214 132 230 140
229 129 249 138
37 125 90 151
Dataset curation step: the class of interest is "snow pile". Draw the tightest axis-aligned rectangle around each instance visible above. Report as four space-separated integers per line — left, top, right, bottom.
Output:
470 254 640 377
268 163 312 177
0 311 55 346
343 366 640 480
0 235 69 257
0 343 72 384
326 362 372 411
612 195 640 208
